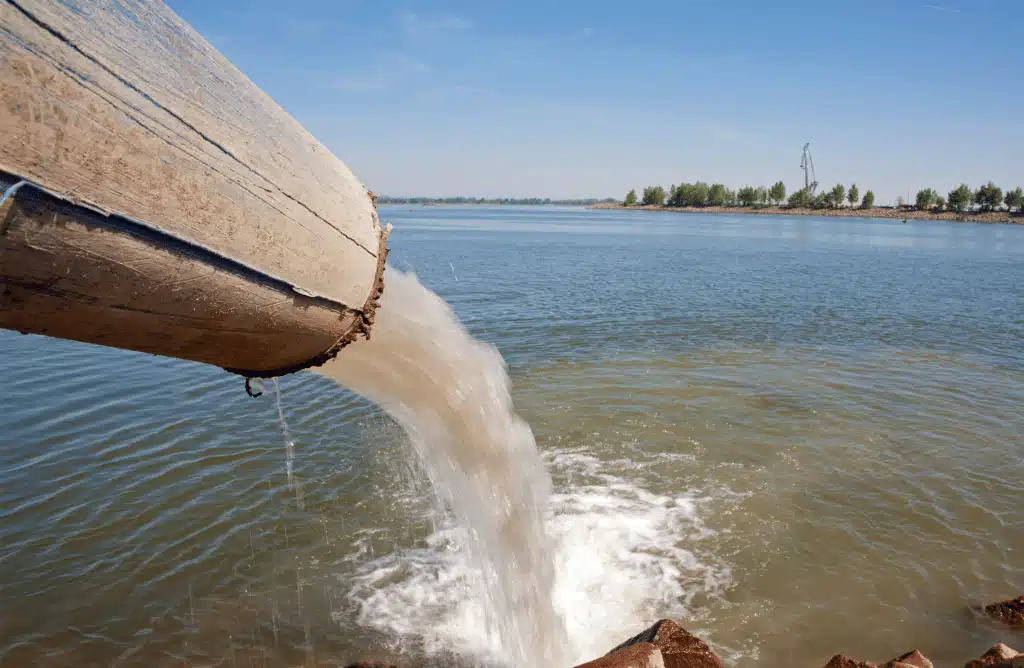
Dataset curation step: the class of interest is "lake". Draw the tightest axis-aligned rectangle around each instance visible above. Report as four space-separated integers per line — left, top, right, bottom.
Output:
1 206 1021 667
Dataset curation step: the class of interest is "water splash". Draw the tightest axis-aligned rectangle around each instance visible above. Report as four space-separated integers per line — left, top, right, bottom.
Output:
319 269 567 667
345 448 738 665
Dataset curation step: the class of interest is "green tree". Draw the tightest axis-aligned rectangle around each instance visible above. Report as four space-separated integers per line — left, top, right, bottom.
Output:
623 189 637 206
642 186 666 206
848 184 860 207
788 187 812 208
974 181 1002 212
754 186 769 205
861 190 875 209
830 184 846 209
737 186 756 206
1005 186 1023 212
972 184 985 210
708 183 728 206
692 182 710 207
815 192 830 209
915 188 937 210
948 184 972 212
670 183 707 207
935 195 946 211
769 181 786 205
684 183 697 206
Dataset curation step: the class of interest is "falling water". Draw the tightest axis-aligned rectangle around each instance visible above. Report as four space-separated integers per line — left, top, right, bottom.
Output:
272 379 304 510
318 269 568 667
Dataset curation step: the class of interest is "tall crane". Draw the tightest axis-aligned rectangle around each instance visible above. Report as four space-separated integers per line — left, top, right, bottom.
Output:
800 143 819 195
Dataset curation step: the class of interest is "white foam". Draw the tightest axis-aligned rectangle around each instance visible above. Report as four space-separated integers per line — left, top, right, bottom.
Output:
345 449 734 667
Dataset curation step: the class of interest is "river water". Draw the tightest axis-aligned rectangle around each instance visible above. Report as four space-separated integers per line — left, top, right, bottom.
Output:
1 207 1021 667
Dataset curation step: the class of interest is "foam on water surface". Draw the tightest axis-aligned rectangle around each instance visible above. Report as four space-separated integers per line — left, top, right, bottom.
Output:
339 448 735 666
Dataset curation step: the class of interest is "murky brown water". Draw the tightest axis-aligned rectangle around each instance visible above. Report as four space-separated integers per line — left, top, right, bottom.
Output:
2 208 1022 666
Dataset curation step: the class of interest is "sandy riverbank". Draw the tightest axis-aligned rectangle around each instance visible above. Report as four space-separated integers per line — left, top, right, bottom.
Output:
589 202 1021 224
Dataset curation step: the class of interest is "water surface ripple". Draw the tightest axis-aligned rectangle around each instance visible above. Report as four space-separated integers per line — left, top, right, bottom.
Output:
1 207 1021 666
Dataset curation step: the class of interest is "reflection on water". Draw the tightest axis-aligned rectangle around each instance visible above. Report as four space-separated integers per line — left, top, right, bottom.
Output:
1 207 1022 667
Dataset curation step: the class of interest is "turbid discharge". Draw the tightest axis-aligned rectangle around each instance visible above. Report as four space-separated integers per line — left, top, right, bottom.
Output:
318 269 568 666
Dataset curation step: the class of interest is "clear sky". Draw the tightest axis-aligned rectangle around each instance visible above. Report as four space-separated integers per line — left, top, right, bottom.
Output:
168 0 1022 205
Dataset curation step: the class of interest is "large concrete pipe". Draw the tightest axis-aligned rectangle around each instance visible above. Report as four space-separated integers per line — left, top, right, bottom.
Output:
0 0 387 379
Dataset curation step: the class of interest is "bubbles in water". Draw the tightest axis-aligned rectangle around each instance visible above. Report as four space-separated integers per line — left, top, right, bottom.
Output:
344 449 734 666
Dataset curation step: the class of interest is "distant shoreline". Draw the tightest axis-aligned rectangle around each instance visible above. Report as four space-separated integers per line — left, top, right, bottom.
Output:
377 201 1020 223
378 202 571 207
588 202 1021 224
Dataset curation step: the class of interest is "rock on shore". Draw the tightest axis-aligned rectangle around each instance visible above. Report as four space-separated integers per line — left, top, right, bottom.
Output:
573 642 665 668
963 643 1023 668
821 643 1023 668
821 656 879 668
820 648 934 668
592 619 725 668
888 649 934 668
976 596 1024 628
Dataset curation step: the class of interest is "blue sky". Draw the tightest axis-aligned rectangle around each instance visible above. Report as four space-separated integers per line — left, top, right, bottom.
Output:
168 0 1022 204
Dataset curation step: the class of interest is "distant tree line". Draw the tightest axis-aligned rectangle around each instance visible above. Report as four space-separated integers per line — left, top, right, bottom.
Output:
915 182 1023 213
627 181 877 210
785 183 874 210
377 195 617 206
625 180 1023 213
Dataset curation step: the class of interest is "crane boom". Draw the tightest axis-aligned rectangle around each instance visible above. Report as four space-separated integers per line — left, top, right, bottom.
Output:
800 143 819 195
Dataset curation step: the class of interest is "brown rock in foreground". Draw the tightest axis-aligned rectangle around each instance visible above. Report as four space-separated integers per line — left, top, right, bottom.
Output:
343 663 399 668
822 655 878 668
822 648 937 668
883 649 934 668
605 619 725 668
574 642 664 668
963 642 1022 668
979 597 1024 627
